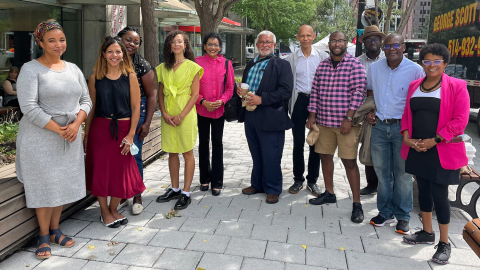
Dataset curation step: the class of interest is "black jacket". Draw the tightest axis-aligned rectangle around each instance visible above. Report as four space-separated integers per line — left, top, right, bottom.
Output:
239 55 294 131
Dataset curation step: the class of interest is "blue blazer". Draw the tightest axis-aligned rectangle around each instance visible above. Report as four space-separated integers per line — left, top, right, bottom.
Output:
239 55 294 131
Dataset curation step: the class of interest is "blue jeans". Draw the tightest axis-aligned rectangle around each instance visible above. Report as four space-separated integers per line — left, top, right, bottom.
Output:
371 121 413 221
133 97 147 180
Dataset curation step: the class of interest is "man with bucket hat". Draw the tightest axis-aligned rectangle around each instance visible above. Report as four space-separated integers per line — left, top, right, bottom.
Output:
357 25 386 196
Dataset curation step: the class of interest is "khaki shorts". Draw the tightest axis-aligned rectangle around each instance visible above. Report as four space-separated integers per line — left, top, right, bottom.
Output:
315 125 361 159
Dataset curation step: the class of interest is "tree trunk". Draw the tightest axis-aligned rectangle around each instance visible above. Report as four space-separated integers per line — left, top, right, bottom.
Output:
374 0 379 26
395 0 417 34
384 0 395 35
199 16 221 41
140 0 159 67
194 0 242 39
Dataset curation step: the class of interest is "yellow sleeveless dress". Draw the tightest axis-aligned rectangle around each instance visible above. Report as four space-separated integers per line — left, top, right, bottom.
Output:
156 60 204 153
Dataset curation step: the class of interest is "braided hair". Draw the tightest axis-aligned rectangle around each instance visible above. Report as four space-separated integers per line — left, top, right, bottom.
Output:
117 26 142 46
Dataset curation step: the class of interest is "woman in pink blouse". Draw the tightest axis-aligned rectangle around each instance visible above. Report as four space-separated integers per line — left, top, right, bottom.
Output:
196 32 234 196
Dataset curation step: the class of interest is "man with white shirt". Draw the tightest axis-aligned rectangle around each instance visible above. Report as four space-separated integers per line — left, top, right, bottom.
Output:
286 25 329 196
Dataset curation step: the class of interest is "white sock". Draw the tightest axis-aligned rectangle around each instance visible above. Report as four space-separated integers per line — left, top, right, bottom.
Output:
172 188 180 192
182 191 190 197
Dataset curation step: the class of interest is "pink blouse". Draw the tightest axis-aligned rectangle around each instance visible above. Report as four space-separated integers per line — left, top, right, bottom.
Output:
195 55 234 119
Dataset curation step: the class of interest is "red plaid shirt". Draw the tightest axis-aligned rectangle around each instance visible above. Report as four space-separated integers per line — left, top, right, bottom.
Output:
307 53 366 128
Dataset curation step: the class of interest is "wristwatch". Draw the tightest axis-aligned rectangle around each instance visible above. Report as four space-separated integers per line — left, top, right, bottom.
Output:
434 136 442 144
343 116 353 122
200 98 205 105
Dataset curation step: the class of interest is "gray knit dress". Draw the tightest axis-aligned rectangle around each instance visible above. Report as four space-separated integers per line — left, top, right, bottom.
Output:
16 60 92 208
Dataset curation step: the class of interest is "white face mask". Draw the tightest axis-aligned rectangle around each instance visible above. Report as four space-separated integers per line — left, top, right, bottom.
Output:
122 138 139 155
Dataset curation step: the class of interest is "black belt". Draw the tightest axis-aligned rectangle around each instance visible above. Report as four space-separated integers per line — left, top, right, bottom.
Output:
298 92 310 97
109 117 119 141
376 116 401 125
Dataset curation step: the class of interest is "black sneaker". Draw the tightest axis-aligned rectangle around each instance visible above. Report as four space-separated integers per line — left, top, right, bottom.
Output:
370 214 396 227
395 220 410 235
307 183 321 197
360 186 377 196
174 194 191 210
156 188 181 203
288 181 303 194
403 229 435 245
432 242 451 264
309 190 336 205
351 202 364 223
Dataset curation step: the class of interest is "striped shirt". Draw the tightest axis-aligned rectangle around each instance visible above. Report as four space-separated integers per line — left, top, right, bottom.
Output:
307 53 366 128
246 55 271 94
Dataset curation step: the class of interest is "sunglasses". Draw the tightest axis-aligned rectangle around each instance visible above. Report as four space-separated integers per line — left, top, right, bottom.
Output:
383 43 404 50
422 60 445 66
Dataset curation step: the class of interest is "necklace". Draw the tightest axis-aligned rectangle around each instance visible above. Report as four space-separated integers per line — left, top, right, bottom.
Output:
420 77 442 92
174 58 186 66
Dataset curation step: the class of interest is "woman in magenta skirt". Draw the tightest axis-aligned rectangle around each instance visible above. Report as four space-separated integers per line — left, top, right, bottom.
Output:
84 36 145 228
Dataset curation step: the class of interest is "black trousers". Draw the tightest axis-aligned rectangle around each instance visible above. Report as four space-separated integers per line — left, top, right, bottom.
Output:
365 165 379 189
291 93 320 184
416 176 451 224
197 114 225 189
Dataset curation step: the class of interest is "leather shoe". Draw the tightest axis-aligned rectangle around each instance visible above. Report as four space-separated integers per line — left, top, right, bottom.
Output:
242 186 257 195
309 190 336 205
307 183 321 197
211 189 221 196
360 186 377 196
174 194 191 210
200 185 209 191
288 181 303 194
156 188 182 203
266 194 279 204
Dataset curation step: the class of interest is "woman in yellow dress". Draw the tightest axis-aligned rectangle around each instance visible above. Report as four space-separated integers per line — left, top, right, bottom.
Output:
155 30 203 210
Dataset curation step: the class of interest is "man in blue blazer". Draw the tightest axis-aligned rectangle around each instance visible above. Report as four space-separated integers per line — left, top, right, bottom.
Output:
237 30 294 204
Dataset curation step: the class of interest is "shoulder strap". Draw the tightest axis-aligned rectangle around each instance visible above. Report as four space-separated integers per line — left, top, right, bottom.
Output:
224 59 229 94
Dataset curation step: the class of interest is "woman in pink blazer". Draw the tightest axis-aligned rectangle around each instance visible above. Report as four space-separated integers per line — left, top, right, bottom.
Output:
400 44 470 264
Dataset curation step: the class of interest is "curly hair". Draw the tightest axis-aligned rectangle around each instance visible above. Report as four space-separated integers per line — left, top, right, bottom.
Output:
419 43 450 63
202 32 223 54
163 30 195 70
93 36 135 80
117 26 142 46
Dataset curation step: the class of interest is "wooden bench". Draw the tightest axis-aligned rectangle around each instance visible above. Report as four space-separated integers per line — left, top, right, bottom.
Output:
450 168 480 219
0 113 163 260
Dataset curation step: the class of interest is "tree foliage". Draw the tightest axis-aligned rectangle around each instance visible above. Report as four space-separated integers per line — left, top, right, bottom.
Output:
232 0 318 43
313 0 357 41
193 0 242 39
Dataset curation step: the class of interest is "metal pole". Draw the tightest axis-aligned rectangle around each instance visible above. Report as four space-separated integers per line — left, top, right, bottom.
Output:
356 0 366 57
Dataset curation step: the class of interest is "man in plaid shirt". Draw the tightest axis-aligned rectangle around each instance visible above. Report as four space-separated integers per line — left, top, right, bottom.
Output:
306 31 367 223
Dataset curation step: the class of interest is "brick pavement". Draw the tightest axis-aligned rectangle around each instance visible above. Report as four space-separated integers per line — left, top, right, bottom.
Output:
1 122 480 270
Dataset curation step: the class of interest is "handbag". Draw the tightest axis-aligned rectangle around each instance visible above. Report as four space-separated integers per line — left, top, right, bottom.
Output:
223 59 241 122
463 218 480 258
306 124 320 146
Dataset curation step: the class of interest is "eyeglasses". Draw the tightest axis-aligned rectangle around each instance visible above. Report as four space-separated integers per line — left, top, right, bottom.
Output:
206 43 220 48
329 39 347 45
383 43 404 50
422 60 445 66
170 40 184 45
257 41 274 45
364 37 381 43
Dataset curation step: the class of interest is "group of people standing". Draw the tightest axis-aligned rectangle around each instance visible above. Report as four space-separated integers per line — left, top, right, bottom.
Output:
14 19 469 265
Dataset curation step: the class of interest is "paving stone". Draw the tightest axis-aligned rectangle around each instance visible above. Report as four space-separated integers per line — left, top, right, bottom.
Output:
197 253 243 270
145 214 187 230
338 220 378 239
81 261 129 270
198 195 234 207
287 228 325 248
285 263 327 270
152 248 202 269
76 222 125 241
34 256 88 270
0 251 42 270
321 207 352 221
24 236 90 258
240 257 284 270
127 267 153 270
71 206 102 222
143 200 177 214
186 233 230 253
449 233 472 249
174 203 210 218
225 237 267 258
205 205 242 221
115 210 156 227
215 220 254 238
428 262 480 270
111 226 158 245
306 246 347 269
112 244 164 267
148 229 194 249
238 209 274 225
228 194 262 210
179 217 220 234
250 224 288 243
324 232 364 253
264 241 306 264
59 219 92 236
72 239 126 263
272 213 306 229
345 250 431 270
305 216 341 234
259 200 292 214
291 203 323 217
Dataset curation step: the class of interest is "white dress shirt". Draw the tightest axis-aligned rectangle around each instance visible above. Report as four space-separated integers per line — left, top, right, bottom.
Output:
295 48 322 94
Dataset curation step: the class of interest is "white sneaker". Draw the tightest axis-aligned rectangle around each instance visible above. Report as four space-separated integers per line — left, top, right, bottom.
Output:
132 203 143 215
117 200 129 211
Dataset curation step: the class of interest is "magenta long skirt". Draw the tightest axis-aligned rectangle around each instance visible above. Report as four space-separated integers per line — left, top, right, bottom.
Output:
86 117 145 198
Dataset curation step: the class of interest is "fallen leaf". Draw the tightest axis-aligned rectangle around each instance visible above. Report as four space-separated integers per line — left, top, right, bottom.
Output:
203 240 207 242
301 245 307 249
146 188 152 191
304 204 308 207
339 246 345 251
137 228 143 231
161 185 167 188
26 264 30 267
88 245 95 250
198 268 206 270
205 206 209 208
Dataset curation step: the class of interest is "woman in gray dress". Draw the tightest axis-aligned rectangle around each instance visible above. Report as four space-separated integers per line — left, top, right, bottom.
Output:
16 19 92 260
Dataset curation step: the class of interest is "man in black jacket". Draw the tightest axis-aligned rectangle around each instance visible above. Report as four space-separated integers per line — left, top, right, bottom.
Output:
237 30 294 204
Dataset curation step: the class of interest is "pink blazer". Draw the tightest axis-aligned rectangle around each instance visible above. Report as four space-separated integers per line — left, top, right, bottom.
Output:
400 73 470 170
